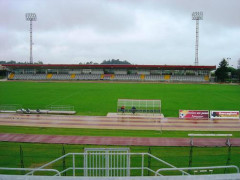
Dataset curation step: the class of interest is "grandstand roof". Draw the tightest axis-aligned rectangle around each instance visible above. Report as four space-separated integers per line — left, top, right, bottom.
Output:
3 64 216 70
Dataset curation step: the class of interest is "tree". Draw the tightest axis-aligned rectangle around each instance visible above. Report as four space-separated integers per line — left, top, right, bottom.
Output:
101 59 131 65
34 61 43 64
236 69 240 81
215 59 229 82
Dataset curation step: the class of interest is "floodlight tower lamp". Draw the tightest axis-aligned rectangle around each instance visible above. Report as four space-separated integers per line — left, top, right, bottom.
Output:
192 11 203 66
25 13 37 64
226 57 231 65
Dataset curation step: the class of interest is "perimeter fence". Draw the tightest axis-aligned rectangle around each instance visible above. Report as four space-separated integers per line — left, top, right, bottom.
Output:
0 143 239 176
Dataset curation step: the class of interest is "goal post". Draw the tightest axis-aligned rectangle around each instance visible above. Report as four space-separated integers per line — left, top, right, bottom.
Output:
117 99 161 114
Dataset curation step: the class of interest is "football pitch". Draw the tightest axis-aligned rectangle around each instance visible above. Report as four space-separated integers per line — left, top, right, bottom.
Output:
0 81 240 116
0 81 240 174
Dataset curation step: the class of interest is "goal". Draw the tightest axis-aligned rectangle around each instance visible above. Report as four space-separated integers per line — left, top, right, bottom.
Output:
117 99 161 114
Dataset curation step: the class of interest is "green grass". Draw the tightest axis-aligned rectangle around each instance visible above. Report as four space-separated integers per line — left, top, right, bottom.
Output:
1 125 240 138
0 142 239 176
0 81 240 116
0 81 240 175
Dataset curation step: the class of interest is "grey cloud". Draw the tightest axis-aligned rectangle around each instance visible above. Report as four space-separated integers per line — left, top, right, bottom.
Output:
0 0 239 67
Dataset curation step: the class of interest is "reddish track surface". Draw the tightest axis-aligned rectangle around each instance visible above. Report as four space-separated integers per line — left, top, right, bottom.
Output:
0 113 240 147
0 133 240 147
0 113 240 131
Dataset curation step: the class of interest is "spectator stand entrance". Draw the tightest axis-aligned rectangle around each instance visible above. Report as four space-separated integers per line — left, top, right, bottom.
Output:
108 99 163 118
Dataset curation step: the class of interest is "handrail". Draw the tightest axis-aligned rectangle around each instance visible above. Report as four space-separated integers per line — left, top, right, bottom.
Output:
155 165 240 176
25 152 189 176
25 153 70 175
0 167 61 176
147 153 189 175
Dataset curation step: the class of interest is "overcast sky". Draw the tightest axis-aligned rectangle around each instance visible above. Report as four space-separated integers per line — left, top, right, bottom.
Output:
1 0 240 67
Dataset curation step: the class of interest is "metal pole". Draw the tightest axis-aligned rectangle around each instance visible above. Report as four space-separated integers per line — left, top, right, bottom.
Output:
26 13 36 64
147 147 151 176
192 11 203 66
188 145 193 172
141 154 144 176
62 145 66 176
72 154 75 176
30 20 33 64
224 145 232 174
106 151 109 176
195 19 199 66
20 145 24 175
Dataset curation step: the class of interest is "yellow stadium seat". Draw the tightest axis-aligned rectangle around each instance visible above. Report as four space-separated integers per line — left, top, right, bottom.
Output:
164 75 171 80
71 74 76 79
140 74 145 80
8 73 15 79
204 75 209 81
46 74 53 79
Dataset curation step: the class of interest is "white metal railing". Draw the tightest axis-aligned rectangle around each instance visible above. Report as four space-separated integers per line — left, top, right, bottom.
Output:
2 155 239 177
155 165 240 176
25 152 189 176
84 148 130 177
0 167 61 176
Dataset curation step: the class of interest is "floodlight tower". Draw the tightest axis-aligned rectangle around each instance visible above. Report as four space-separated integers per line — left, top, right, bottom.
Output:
192 11 203 66
25 13 37 64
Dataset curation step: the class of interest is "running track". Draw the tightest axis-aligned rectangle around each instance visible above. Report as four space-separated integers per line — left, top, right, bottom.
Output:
1 133 240 146
0 113 240 146
0 113 240 131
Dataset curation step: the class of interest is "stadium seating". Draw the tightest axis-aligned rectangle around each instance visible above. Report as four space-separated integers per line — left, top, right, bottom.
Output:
164 75 171 80
170 75 206 82
75 74 101 80
8 73 15 79
51 74 71 80
9 73 210 82
145 75 165 81
46 74 53 79
71 74 76 79
204 75 209 81
114 74 142 81
12 74 44 80
100 74 115 80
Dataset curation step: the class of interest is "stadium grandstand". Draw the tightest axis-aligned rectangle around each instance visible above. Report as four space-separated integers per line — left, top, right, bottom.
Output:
3 64 215 82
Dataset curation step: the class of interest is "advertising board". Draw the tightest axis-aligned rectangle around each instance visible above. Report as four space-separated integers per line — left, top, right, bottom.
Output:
210 111 239 119
179 110 209 119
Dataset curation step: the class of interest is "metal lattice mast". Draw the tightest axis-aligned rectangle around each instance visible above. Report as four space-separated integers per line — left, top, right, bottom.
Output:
25 13 37 64
192 12 203 66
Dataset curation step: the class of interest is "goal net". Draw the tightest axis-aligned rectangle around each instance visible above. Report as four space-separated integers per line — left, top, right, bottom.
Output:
117 99 161 114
